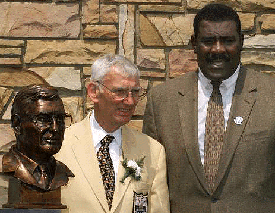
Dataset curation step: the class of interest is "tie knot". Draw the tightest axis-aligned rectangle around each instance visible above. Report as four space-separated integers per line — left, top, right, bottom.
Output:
101 135 115 147
211 81 222 94
211 80 221 89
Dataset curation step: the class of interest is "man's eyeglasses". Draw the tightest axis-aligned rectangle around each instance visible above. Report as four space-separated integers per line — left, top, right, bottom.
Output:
96 81 146 100
22 113 72 128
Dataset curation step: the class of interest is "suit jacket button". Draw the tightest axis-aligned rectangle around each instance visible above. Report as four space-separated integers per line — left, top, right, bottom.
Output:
211 197 218 203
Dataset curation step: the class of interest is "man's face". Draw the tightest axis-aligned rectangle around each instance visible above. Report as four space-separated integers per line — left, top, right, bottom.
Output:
192 20 243 81
91 69 140 133
18 99 65 160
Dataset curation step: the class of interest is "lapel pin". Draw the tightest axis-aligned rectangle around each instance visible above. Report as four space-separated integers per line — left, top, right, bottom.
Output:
234 116 243 125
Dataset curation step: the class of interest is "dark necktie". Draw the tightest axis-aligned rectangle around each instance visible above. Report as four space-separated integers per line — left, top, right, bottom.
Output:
38 165 49 189
97 135 115 210
204 81 225 190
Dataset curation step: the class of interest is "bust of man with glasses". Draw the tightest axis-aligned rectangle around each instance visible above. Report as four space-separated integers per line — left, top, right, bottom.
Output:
2 85 74 192
56 54 169 213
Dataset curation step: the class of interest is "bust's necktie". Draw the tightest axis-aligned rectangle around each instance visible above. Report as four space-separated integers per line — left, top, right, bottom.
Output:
97 135 115 210
37 165 49 189
204 81 225 191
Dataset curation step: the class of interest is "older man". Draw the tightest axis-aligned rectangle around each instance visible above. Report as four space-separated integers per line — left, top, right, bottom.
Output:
56 54 169 213
143 3 275 213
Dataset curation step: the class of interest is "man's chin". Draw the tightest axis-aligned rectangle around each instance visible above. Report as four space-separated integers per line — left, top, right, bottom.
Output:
40 143 62 155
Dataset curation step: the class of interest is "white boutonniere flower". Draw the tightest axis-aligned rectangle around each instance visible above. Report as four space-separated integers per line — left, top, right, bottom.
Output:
234 116 243 125
120 157 145 183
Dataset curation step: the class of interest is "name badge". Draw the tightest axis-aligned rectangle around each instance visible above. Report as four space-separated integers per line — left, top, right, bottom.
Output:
133 191 148 213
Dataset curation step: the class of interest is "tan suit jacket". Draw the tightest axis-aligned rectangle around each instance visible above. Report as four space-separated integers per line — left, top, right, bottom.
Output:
143 67 275 213
56 113 170 213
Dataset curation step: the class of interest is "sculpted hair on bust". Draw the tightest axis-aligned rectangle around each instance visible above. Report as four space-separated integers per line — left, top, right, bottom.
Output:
91 54 140 82
11 85 60 118
193 3 242 38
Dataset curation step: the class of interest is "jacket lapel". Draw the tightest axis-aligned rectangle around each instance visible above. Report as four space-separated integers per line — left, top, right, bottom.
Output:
177 71 209 192
214 67 257 192
111 126 133 213
70 113 110 212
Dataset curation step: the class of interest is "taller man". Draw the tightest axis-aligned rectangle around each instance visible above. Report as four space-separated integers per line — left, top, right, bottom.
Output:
56 54 170 213
143 3 275 213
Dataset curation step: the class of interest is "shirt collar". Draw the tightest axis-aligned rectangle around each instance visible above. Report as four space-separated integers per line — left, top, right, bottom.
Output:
12 146 55 175
198 64 240 90
90 111 122 148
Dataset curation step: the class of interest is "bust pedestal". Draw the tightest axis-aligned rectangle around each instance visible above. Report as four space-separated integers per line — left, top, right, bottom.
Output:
2 177 67 209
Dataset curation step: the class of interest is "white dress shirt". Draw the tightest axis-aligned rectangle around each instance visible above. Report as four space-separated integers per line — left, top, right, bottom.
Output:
198 65 240 165
90 111 122 182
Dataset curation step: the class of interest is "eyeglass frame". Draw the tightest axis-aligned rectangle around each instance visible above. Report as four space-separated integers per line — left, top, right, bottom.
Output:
96 80 146 100
18 113 72 128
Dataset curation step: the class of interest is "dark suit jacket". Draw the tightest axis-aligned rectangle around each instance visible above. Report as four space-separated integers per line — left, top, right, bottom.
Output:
143 67 275 213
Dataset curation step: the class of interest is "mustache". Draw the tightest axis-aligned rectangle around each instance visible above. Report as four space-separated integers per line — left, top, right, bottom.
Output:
206 54 230 63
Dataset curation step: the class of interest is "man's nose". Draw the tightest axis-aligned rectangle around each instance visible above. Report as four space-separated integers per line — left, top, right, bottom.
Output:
211 40 226 53
123 92 136 105
50 118 59 131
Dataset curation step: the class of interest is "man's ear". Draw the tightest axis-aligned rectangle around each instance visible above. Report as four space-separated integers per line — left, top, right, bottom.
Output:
11 114 21 136
87 82 100 103
191 34 198 53
240 33 244 50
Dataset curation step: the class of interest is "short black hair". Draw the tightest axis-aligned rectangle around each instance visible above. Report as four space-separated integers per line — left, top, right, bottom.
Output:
193 3 241 38
12 85 61 117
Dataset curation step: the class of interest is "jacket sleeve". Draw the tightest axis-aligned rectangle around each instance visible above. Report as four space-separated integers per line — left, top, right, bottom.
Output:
148 144 170 213
142 91 160 142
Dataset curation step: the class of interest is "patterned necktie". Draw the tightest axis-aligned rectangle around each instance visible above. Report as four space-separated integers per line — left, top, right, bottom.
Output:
204 81 225 190
97 135 115 210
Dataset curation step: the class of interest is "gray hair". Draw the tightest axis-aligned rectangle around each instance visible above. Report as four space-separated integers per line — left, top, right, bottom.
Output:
90 54 140 82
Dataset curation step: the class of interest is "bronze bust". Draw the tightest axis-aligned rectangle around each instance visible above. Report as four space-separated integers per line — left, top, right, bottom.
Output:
2 85 74 208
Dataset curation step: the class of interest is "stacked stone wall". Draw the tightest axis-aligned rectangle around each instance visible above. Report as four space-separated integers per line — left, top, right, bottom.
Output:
0 0 275 205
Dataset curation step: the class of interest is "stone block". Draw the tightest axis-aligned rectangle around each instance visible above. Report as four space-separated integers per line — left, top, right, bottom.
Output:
62 96 84 124
24 40 116 64
0 124 15 150
104 0 181 3
151 80 164 88
259 14 275 31
239 13 255 31
100 5 118 23
139 14 165 47
2 100 12 120
186 0 268 11
0 68 47 87
82 0 100 24
0 58 21 65
84 78 94 112
0 40 24 47
137 49 165 69
83 25 118 39
140 71 166 78
242 50 275 68
134 96 147 116
238 0 275 11
140 79 149 91
140 14 195 47
0 87 13 118
169 49 198 78
121 5 135 61
0 48 21 55
243 34 275 48
83 67 92 76
139 5 186 12
187 0 243 10
29 67 82 90
0 2 80 38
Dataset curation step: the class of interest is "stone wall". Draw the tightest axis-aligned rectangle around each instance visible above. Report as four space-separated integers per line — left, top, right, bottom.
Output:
0 0 275 205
